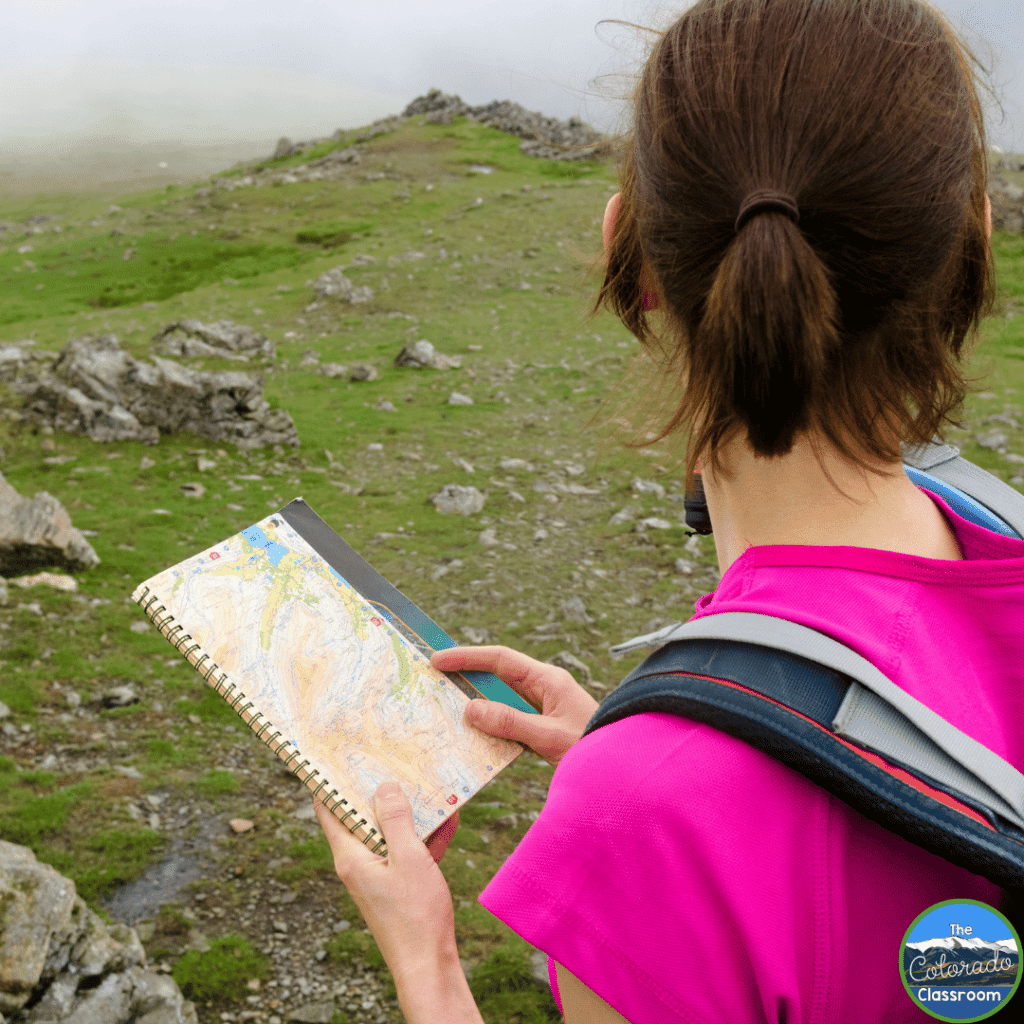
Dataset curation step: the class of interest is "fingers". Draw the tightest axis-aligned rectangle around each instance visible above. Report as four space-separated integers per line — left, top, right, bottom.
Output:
464 695 573 767
431 645 565 708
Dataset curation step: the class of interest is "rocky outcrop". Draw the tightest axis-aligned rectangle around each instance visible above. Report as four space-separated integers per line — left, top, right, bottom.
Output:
12 335 299 449
0 473 99 576
152 320 276 362
311 268 374 304
0 840 197 1023
990 179 1024 235
403 90 609 161
0 345 57 386
394 339 461 370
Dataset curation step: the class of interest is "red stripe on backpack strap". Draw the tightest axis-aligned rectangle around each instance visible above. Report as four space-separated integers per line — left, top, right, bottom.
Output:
667 671 996 832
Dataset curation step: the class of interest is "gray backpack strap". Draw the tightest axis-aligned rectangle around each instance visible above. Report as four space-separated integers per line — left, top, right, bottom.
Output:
902 439 1024 537
612 612 1024 830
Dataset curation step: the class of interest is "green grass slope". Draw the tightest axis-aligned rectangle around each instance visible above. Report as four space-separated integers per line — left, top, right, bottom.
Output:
1 117 1022 1024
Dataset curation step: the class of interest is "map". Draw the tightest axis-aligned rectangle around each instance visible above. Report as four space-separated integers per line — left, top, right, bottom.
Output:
135 514 523 845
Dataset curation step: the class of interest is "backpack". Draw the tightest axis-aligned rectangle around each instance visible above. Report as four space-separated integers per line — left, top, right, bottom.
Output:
584 439 1024 892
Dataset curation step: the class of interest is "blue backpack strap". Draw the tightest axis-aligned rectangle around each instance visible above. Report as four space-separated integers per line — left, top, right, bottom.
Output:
583 639 1024 889
902 439 1024 539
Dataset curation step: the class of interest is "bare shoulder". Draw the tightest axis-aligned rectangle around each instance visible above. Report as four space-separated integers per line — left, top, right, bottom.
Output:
555 961 632 1024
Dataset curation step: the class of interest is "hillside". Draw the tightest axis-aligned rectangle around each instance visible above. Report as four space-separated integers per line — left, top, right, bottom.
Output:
2 101 1024 1024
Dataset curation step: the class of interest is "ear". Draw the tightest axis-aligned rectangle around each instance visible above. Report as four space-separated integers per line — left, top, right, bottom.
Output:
985 193 992 240
602 192 621 255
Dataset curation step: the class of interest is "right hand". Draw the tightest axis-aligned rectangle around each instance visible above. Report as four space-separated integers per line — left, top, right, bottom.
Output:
430 646 600 769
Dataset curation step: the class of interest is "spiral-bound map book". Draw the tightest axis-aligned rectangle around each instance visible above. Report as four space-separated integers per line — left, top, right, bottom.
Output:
132 498 529 857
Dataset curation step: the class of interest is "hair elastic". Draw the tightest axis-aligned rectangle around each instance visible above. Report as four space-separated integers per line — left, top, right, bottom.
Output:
735 190 800 233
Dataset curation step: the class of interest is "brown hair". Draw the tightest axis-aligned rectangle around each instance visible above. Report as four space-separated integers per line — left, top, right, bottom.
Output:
596 0 995 490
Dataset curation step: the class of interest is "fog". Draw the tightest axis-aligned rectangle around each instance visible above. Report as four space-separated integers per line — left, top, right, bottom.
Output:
3 0 1021 190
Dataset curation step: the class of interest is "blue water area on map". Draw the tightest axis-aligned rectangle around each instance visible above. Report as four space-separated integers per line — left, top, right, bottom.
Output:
242 526 290 567
328 567 349 589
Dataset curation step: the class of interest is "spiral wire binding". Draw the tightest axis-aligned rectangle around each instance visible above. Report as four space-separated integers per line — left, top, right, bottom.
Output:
134 585 388 856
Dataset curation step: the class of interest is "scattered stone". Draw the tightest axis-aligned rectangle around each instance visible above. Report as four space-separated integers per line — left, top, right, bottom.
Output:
349 362 378 382
608 505 638 525
546 650 592 684
139 456 156 470
448 391 474 406
533 527 549 542
312 267 374 304
287 999 337 1023
9 571 78 592
42 454 76 465
130 620 151 633
229 819 255 834
0 841 196 1023
637 517 674 530
102 685 138 707
499 458 532 471
299 349 320 367
460 626 491 644
631 477 666 498
989 179 1024 234
975 429 1009 451
394 339 462 370
451 456 475 473
0 472 100 575
196 456 217 471
674 558 696 575
430 484 486 515
112 765 143 779
478 527 498 547
560 595 593 624
319 362 348 378
0 578 8 605
153 319 276 361
13 335 299 449
179 482 206 498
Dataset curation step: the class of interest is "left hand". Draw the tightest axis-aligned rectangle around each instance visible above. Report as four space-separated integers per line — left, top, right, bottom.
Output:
314 784 460 979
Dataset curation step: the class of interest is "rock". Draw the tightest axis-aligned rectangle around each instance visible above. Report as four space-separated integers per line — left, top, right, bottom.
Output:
287 1000 336 1023
460 626 491 644
0 474 100 576
674 558 696 575
319 362 348 378
348 362 378 382
394 340 461 370
989 180 1024 234
478 527 498 547
448 391 474 406
179 482 205 498
229 819 255 833
637 517 674 530
608 505 638 526
153 320 276 361
546 650 592 684
430 484 485 515
373 397 396 412
273 137 297 160
101 686 137 708
560 596 593 624
312 268 374 304
139 457 156 471
299 349 320 367
9 571 77 592
0 577 7 605
402 90 608 161
14 335 299 450
631 477 666 498
0 842 77 1013
975 429 1009 451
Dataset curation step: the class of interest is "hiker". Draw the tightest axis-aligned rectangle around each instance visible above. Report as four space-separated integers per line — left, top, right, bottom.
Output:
315 1 1024 1020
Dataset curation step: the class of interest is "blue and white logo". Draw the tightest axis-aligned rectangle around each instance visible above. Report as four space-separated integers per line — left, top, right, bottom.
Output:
900 900 1020 1021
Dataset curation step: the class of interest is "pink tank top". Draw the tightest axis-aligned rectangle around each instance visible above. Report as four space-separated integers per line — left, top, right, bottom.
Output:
479 489 1024 1022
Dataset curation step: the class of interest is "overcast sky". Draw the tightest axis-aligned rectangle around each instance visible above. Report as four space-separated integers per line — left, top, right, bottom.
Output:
4 0 1022 156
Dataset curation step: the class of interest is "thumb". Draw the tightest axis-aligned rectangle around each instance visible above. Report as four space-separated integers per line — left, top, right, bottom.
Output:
373 782 418 851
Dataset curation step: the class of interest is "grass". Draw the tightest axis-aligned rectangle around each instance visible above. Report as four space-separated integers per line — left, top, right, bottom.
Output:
0 114 1022 1024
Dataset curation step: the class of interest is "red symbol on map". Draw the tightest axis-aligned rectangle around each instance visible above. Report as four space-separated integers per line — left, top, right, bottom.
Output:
371 616 382 626
446 795 458 805
209 552 220 560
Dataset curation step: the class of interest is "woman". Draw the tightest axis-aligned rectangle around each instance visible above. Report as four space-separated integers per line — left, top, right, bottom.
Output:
315 1 1024 1020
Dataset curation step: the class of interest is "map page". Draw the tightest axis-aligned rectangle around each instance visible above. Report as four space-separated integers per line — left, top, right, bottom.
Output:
134 513 523 845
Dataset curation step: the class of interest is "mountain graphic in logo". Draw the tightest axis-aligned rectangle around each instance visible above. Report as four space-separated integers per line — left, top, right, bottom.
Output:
903 935 1019 988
